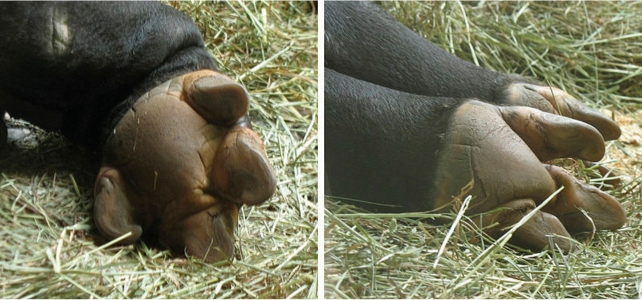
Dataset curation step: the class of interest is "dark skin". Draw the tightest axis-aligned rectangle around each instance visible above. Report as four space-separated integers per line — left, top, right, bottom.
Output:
0 2 216 148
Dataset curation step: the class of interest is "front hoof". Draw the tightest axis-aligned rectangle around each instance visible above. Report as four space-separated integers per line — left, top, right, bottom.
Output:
474 198 574 253
433 99 623 253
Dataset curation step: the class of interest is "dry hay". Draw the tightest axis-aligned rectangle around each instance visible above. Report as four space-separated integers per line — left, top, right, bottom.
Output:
325 1 642 298
0 1 317 298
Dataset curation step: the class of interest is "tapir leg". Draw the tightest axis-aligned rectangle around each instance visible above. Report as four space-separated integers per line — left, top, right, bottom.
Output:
542 164 626 234
325 1 504 101
474 199 573 252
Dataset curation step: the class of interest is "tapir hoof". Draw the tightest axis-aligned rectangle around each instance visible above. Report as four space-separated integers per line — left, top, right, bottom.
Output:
497 105 606 162
96 69 276 262
183 71 250 127
435 100 624 252
159 202 238 263
543 164 626 234
212 126 277 206
504 83 621 141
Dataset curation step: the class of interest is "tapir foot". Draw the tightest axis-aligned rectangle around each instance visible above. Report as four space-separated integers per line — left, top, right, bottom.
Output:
176 71 277 206
96 69 275 263
543 164 626 234
435 100 624 253
475 199 574 253
497 105 606 162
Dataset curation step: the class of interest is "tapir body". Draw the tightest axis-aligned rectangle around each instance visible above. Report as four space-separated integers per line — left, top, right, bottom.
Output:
0 2 276 262
325 1 626 252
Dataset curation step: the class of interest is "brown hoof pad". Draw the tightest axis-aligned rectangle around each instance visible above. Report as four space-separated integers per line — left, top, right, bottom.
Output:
159 203 238 263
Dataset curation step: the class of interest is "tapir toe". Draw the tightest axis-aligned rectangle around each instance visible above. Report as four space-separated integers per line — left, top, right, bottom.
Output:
183 71 250 126
543 164 627 234
504 83 621 141
212 126 277 206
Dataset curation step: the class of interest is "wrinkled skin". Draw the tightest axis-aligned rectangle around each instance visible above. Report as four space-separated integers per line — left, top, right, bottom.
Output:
94 70 276 262
434 84 626 252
